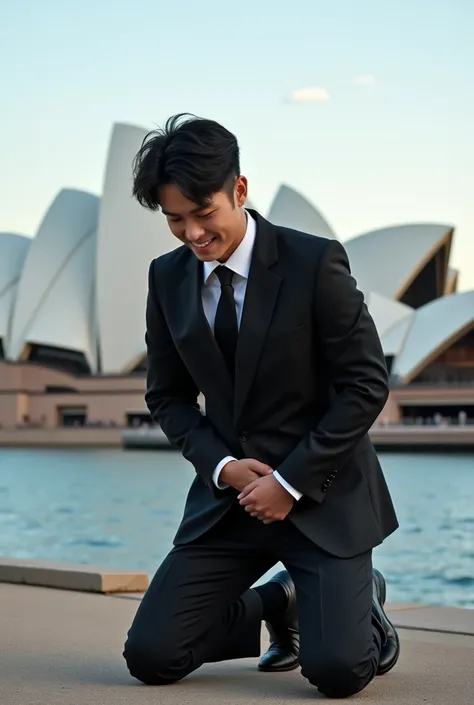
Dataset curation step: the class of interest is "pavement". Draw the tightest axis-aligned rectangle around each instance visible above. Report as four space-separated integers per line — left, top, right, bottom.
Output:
1 582 473 704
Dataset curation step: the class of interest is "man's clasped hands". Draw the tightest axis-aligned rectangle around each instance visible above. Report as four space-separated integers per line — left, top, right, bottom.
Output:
221 459 294 524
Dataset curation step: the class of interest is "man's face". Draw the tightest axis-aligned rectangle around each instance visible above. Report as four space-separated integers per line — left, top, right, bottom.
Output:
158 176 248 262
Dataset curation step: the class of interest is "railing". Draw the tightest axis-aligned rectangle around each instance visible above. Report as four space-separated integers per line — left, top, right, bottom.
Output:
391 380 474 389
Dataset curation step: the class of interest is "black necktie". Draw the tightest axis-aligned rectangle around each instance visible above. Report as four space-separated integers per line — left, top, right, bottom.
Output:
214 266 238 380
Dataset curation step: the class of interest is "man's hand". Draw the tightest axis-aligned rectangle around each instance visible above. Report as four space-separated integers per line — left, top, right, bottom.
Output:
238 474 295 524
220 458 273 492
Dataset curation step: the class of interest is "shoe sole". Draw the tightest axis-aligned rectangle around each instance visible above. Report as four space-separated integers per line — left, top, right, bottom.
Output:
258 661 300 673
373 569 400 676
377 627 400 676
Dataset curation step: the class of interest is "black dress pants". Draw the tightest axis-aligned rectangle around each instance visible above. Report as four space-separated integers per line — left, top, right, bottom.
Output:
123 503 381 699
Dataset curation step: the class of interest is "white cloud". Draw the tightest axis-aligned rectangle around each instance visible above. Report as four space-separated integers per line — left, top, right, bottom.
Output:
353 75 376 86
288 87 330 103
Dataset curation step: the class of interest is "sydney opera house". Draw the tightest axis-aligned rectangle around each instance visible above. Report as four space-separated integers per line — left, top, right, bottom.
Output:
1 122 474 438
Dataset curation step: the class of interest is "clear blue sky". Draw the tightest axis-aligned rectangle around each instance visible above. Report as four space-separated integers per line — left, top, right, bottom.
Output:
2 0 474 287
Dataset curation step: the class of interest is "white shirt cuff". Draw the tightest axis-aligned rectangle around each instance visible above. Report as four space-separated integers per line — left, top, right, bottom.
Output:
273 471 303 501
212 456 236 489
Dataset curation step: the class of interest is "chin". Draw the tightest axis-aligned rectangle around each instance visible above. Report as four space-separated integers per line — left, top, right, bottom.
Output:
190 240 224 262
195 251 216 262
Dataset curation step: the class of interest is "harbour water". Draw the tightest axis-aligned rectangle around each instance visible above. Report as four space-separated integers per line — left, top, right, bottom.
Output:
0 448 473 608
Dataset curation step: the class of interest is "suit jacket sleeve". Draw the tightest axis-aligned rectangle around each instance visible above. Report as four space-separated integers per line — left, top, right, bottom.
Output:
145 259 233 496
275 239 389 503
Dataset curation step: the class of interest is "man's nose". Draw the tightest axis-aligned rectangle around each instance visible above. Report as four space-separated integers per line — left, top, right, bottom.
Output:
186 222 206 241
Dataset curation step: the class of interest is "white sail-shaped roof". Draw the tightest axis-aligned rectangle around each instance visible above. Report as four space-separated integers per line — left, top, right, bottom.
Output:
365 292 413 338
381 316 414 357
8 189 99 370
267 184 337 239
0 233 31 355
345 224 453 299
392 291 474 383
95 123 178 373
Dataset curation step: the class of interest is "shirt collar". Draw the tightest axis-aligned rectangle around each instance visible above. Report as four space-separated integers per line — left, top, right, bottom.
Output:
203 209 256 284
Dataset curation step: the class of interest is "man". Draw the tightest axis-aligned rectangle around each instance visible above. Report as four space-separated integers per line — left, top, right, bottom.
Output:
123 114 400 699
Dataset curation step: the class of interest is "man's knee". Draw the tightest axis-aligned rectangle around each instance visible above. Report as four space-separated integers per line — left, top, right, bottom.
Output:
123 635 192 685
301 653 374 699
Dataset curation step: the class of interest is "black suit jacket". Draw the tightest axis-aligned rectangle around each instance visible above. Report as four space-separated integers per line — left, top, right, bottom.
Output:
145 210 398 558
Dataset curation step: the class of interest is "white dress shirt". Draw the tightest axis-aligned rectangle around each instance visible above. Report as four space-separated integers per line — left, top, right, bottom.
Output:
203 210 303 501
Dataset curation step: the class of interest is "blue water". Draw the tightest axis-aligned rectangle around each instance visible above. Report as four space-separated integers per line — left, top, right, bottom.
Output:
0 448 473 608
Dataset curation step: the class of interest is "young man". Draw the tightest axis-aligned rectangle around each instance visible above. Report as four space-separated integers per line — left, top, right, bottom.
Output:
123 114 400 699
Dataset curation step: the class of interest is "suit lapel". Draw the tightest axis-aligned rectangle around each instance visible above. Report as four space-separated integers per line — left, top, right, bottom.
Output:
234 213 281 423
177 256 234 406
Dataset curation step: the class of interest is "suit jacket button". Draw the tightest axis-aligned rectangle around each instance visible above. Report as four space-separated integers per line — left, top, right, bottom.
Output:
239 432 249 442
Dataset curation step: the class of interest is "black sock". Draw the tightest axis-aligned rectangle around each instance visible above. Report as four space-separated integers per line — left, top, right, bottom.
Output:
253 582 288 623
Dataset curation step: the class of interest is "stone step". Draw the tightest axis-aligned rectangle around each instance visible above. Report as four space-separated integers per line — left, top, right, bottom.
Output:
0 557 148 594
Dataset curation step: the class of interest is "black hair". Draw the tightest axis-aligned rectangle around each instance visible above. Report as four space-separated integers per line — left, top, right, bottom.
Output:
132 113 241 211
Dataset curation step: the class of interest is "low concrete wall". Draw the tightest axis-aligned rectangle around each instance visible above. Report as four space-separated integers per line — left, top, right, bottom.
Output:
0 427 123 447
370 425 474 449
0 557 149 593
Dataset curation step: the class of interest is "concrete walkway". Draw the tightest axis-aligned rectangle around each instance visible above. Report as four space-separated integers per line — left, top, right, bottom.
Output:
1 581 473 704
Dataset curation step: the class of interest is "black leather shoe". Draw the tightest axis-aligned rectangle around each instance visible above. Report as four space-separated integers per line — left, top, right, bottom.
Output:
372 568 400 676
258 570 300 672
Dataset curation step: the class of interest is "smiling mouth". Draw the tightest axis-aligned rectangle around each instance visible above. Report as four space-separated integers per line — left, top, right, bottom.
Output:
192 237 215 249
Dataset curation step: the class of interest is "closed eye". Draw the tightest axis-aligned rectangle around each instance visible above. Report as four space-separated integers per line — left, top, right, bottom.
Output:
166 210 215 223
197 211 215 219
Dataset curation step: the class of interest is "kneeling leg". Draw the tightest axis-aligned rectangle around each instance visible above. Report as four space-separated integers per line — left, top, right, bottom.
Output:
284 538 381 699
124 537 273 684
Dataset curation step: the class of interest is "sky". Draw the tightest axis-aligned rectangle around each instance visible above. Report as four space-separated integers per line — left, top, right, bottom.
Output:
2 0 474 287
